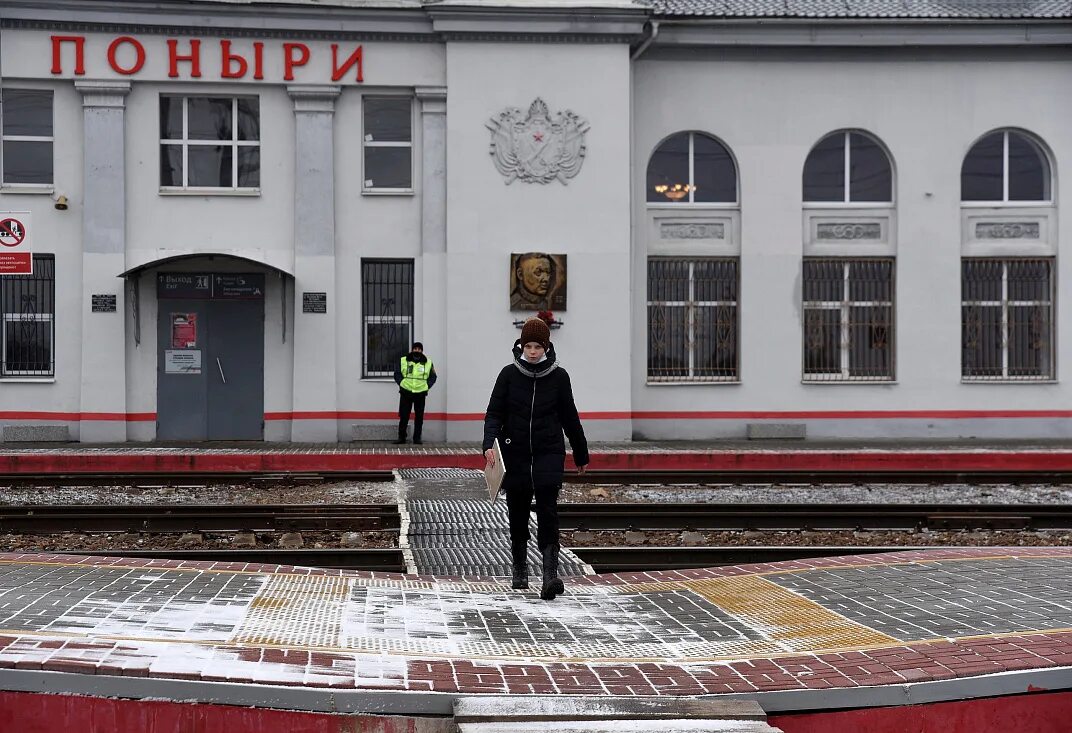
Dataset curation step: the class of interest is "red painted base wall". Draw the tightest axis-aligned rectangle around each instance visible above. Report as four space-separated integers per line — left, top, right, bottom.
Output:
0 691 437 733
768 691 1072 733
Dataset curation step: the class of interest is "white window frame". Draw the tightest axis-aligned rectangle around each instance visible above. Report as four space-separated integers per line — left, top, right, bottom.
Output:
2 313 54 377
159 95 260 193
802 259 895 383
802 131 894 207
0 87 54 189
362 96 414 195
647 132 738 207
647 257 739 384
960 130 1053 207
961 258 1055 382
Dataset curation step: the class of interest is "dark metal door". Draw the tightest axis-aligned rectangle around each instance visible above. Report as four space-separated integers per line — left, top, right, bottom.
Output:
207 299 263 440
157 301 209 440
156 273 265 441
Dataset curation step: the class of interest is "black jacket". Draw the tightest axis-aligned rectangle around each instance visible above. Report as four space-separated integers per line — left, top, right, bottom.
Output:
394 351 437 393
483 340 589 488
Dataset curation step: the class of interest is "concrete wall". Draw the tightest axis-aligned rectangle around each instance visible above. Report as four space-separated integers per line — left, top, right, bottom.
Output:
443 42 634 442
631 47 1071 440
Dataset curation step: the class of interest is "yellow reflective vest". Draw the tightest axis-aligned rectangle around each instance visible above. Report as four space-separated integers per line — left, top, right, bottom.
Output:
400 356 433 394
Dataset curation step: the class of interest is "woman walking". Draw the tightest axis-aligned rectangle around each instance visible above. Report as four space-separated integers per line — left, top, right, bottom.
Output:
483 317 589 600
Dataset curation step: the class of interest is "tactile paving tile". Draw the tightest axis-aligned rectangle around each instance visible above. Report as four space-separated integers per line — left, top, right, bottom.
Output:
231 573 351 647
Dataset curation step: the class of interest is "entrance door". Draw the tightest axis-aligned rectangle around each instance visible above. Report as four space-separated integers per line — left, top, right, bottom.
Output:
156 273 265 441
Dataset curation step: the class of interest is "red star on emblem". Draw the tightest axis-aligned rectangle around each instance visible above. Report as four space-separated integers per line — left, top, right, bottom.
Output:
533 132 544 142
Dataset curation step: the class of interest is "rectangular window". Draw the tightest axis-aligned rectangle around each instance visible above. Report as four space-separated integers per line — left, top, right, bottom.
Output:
1 89 54 185
647 257 738 382
962 258 1054 381
159 96 260 190
362 97 412 191
2 254 55 377
803 258 894 382
362 259 414 378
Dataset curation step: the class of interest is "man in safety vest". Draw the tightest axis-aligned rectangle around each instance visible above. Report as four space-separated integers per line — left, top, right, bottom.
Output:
393 342 437 444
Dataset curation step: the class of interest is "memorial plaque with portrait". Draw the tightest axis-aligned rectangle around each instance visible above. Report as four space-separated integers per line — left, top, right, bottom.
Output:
509 252 567 311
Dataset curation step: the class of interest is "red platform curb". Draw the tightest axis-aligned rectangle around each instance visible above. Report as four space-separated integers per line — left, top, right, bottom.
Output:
1 449 1071 474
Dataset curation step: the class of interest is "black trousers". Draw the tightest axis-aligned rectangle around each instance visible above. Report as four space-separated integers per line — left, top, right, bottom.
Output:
397 391 427 440
505 478 560 558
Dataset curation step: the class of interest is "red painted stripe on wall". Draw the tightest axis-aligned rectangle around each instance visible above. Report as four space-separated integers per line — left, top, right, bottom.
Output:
3 409 1072 423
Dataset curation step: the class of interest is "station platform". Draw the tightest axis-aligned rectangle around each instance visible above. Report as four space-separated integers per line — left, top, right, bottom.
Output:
0 548 1069 731
1 439 1072 473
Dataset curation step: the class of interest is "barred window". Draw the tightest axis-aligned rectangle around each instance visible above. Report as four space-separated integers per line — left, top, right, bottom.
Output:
1 88 53 185
803 259 894 382
961 130 1051 203
803 131 892 203
2 254 55 377
961 259 1053 381
362 259 413 378
363 97 412 191
160 96 260 190
647 258 738 382
646 132 737 204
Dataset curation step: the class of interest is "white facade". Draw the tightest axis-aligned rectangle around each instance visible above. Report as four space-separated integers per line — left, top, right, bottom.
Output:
0 0 1069 443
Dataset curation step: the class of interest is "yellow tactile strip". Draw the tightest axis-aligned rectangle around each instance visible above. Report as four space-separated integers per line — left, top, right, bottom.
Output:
625 575 898 655
231 573 351 647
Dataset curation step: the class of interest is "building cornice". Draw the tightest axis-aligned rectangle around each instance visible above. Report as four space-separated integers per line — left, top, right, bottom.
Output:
649 18 1072 47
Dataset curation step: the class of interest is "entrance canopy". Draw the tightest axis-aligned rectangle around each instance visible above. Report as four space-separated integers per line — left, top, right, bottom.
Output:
117 250 295 279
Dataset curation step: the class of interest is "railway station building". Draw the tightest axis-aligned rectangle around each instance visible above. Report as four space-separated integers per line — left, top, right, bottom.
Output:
0 0 1069 444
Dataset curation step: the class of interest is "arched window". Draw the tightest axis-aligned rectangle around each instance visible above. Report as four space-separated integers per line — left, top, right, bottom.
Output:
646 131 737 204
961 130 1051 203
803 131 892 203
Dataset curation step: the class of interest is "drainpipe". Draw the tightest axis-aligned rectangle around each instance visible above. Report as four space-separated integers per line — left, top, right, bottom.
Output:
630 20 660 61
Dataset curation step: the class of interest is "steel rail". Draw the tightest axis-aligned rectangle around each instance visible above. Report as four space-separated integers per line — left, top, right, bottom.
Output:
564 470 1072 485
0 471 396 486
0 504 400 533
556 503 1072 531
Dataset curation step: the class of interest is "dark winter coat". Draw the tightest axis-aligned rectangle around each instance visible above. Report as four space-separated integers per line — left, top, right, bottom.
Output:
482 340 589 489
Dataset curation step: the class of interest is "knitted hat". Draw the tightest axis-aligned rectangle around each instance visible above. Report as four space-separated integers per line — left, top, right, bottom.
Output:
519 317 551 349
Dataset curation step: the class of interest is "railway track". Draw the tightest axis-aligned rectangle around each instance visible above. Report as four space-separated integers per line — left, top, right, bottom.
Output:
0 471 396 486
565 469 1072 485
0 504 399 533
2 502 1066 534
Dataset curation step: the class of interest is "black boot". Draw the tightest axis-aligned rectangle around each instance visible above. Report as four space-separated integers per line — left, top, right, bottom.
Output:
540 545 564 601
511 544 528 590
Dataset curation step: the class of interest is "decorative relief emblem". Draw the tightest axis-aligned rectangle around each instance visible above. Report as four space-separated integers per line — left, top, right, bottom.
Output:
816 223 881 240
660 223 725 240
487 98 589 185
975 222 1040 239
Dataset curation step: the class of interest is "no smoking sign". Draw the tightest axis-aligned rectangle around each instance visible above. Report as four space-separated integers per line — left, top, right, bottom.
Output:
0 212 33 275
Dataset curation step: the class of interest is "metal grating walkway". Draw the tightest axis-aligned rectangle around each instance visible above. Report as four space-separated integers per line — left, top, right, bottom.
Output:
404 497 592 578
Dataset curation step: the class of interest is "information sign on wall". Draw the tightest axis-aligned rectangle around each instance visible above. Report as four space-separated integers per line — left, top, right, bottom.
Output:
164 349 202 374
303 292 327 313
0 212 33 275
91 294 117 312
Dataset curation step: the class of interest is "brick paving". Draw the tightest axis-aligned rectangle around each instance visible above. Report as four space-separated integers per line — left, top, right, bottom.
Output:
0 548 1069 697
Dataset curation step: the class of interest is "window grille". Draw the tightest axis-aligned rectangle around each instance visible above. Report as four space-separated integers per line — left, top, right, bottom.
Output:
961 258 1054 381
363 97 412 191
647 258 738 382
803 131 891 203
802 258 894 382
362 259 414 378
1 88 53 185
159 96 260 190
2 254 55 377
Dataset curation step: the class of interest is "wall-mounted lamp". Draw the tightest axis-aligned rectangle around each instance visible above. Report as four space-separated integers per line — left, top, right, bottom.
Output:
51 192 69 210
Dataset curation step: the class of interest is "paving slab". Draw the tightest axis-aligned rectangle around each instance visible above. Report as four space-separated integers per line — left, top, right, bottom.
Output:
0 548 1068 715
